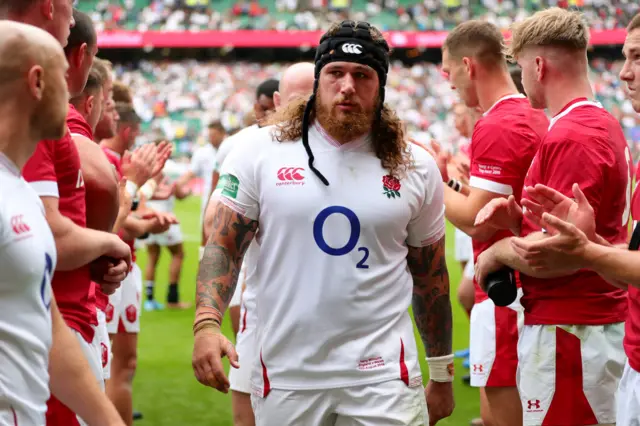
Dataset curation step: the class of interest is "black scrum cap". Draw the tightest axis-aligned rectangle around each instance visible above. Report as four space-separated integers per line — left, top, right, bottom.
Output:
302 20 390 186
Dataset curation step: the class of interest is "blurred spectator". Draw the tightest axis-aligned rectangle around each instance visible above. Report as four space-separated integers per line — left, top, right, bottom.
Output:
83 0 639 32
113 57 640 161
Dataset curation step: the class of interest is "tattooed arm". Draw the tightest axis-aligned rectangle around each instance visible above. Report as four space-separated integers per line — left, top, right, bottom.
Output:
192 199 258 392
196 199 258 320
407 236 452 357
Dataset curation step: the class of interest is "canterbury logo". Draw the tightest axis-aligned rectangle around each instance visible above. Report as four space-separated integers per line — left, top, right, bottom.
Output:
277 167 304 182
527 400 541 410
10 215 30 235
341 43 362 55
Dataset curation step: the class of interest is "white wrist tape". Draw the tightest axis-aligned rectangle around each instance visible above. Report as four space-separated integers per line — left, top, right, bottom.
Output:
138 180 157 199
125 181 139 198
426 354 454 382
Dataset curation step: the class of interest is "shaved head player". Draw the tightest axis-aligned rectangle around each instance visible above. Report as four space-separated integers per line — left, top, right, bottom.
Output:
0 20 124 426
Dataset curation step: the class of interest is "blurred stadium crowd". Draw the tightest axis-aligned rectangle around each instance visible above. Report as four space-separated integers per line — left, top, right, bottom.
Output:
84 0 638 32
115 58 640 161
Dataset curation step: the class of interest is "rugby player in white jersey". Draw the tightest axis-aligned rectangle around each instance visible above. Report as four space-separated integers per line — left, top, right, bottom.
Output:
145 149 192 310
222 61 315 426
193 20 454 426
205 79 279 253
0 20 125 426
174 121 226 245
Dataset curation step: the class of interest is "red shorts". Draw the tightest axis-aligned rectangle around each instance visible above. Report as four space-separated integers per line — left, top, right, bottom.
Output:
469 288 523 387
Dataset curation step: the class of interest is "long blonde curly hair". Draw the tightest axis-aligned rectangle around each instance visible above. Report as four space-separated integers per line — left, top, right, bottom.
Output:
264 22 411 179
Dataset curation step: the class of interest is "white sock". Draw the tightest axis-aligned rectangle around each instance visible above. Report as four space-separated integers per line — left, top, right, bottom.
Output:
199 246 205 261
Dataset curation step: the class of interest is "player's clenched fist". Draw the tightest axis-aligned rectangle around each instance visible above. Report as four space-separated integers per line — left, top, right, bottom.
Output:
192 324 239 393
425 381 454 426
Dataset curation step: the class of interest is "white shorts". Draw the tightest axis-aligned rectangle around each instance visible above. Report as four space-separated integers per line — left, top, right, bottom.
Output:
469 288 523 388
145 223 183 247
96 310 111 380
251 380 428 426
229 314 257 394
518 323 625 426
75 328 105 388
617 361 640 426
106 263 142 334
454 228 473 262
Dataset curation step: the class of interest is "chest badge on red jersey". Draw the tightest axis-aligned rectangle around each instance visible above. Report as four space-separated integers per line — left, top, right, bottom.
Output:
276 167 305 187
382 175 401 199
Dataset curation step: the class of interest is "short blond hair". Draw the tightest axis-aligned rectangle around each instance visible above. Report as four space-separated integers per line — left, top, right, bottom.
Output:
508 7 589 59
443 20 506 67
92 58 112 84
629 13 640 33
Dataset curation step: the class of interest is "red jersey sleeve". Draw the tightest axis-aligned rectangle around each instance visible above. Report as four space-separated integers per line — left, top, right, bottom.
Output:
469 122 521 196
539 139 606 218
23 140 59 198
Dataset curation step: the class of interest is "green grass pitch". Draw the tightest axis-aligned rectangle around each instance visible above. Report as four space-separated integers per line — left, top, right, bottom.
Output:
133 196 481 425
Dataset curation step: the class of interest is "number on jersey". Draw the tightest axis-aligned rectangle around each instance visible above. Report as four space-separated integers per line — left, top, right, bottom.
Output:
313 206 369 269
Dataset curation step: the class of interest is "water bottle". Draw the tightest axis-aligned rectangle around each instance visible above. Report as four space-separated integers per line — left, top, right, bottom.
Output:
485 268 517 307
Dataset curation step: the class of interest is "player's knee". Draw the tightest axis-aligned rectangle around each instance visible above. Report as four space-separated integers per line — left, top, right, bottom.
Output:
173 246 185 260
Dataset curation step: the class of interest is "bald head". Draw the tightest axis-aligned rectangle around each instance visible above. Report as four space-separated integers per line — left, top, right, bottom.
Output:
0 20 65 92
0 20 69 139
274 62 315 109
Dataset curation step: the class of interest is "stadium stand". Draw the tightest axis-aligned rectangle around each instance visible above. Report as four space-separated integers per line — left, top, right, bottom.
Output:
82 0 639 32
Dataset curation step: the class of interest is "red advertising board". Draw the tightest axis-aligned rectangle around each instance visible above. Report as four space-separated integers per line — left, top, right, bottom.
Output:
97 28 627 49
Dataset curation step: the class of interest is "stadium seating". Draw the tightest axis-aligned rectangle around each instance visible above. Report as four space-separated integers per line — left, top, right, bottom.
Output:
82 0 639 32
113 58 640 162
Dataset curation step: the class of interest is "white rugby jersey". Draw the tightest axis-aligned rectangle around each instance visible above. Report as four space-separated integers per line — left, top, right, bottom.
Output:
189 144 218 215
214 125 260 174
216 123 445 392
0 153 56 424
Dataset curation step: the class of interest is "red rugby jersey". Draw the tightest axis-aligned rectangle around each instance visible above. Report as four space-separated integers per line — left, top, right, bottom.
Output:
23 107 96 343
469 94 548 303
520 98 630 325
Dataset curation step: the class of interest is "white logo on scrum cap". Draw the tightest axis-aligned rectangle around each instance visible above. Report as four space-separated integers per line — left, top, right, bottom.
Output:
341 43 362 55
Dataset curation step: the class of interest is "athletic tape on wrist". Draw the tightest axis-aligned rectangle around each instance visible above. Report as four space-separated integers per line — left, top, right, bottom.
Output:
426 354 454 382
125 181 139 198
194 306 223 325
138 180 157 199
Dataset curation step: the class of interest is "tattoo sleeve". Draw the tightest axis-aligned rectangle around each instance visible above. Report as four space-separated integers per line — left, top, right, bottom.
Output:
407 236 453 357
196 201 258 315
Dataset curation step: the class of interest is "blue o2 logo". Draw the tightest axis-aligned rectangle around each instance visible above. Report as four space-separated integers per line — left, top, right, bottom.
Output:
313 206 369 269
40 253 53 310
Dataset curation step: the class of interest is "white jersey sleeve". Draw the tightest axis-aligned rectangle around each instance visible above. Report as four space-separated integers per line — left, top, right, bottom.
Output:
215 124 259 172
214 135 261 221
406 144 446 247
189 148 205 177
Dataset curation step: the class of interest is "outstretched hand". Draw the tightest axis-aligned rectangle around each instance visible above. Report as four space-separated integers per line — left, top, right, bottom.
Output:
521 183 596 241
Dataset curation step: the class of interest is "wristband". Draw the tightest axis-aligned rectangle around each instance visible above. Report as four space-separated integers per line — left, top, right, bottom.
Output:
125 181 139 198
194 306 223 326
138 180 158 199
426 354 454 382
193 319 221 336
447 179 462 193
